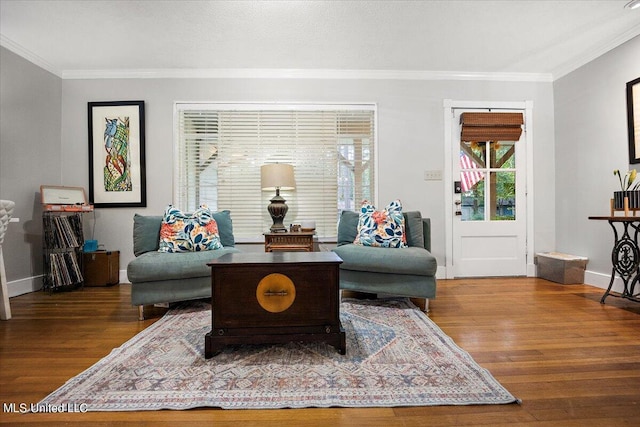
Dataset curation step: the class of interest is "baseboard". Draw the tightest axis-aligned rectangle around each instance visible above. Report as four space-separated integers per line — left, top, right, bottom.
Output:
7 275 43 297
438 264 619 291
5 269 621 296
7 271 130 298
583 269 623 293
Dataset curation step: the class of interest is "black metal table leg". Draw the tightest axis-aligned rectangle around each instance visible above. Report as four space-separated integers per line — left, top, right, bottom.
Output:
601 220 640 303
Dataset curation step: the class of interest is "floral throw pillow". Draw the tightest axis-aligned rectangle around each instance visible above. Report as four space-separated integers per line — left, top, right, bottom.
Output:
158 205 223 253
354 200 407 248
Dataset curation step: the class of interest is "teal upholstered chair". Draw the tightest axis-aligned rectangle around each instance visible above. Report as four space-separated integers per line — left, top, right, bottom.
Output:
127 211 241 320
332 210 437 311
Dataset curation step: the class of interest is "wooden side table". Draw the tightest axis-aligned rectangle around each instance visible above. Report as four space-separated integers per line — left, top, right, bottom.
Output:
264 231 315 252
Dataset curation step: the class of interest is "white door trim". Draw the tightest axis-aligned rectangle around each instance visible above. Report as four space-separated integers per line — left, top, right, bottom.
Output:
443 100 535 279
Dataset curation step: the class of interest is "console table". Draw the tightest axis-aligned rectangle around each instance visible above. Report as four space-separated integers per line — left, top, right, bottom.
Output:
588 216 640 303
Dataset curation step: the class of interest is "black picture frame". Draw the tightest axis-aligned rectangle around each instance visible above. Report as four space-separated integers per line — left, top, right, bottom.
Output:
627 77 640 164
88 101 146 208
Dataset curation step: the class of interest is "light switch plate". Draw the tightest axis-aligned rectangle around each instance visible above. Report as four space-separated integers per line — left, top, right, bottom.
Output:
424 170 443 181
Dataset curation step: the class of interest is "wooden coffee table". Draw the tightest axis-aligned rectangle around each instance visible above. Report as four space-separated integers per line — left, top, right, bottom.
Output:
205 252 345 358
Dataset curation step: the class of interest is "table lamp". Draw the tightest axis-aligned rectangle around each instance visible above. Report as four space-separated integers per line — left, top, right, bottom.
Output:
261 163 295 232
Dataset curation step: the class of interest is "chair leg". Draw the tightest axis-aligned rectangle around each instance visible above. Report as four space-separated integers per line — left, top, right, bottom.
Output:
410 297 429 313
138 305 144 321
0 247 11 320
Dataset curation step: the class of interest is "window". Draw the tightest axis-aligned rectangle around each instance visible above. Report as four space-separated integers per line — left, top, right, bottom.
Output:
174 104 376 241
458 112 523 222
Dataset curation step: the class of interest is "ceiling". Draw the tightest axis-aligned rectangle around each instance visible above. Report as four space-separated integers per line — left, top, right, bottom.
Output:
1 0 639 81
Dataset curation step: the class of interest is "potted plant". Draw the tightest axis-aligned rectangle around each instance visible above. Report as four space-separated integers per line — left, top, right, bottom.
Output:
613 169 640 210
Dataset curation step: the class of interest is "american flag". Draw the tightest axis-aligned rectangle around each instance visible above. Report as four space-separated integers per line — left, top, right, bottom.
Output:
460 152 484 192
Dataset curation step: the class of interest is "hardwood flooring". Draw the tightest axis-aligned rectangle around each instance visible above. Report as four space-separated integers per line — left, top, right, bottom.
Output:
0 278 639 426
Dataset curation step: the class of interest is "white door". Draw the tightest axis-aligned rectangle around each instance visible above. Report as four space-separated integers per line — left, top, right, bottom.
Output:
451 108 527 277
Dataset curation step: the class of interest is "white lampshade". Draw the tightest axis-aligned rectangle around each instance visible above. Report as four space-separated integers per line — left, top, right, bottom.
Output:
261 163 295 191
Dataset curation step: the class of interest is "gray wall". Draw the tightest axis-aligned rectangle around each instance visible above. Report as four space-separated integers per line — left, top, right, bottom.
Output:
554 35 640 288
59 77 556 278
0 47 62 293
2 34 638 296
3 41 588 295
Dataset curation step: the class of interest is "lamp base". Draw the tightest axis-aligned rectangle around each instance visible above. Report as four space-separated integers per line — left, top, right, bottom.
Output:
267 191 288 233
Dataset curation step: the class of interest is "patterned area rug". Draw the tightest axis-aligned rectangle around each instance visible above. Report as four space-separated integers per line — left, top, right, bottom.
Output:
38 299 518 410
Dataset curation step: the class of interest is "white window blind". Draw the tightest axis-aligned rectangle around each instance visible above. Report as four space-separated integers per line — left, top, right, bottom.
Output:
175 104 376 241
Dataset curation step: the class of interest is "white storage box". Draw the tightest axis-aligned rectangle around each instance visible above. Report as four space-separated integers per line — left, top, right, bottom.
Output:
535 252 588 284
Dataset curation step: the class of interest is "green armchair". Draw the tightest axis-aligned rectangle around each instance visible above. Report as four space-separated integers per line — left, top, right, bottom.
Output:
332 210 437 311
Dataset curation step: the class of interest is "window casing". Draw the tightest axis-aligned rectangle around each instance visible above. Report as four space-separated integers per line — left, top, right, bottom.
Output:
174 104 376 241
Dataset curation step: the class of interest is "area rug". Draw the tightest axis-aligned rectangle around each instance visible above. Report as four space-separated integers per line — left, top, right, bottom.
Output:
38 298 518 411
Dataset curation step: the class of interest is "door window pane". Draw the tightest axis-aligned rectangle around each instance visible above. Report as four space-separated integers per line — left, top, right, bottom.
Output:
490 171 516 220
491 141 515 169
461 173 485 221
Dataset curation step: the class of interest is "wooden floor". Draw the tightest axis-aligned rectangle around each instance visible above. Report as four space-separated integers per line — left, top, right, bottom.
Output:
1 278 639 426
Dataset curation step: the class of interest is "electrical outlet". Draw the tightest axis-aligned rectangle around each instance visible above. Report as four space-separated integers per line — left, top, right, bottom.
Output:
424 170 443 181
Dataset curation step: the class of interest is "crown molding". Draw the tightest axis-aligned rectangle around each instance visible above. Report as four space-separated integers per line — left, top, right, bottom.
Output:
60 67 553 82
0 35 60 77
551 24 640 80
1 34 552 82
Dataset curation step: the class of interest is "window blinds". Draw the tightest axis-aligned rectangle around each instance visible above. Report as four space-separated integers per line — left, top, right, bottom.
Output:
175 104 376 241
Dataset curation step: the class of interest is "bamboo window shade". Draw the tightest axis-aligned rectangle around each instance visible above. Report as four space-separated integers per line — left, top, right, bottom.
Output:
460 112 524 142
